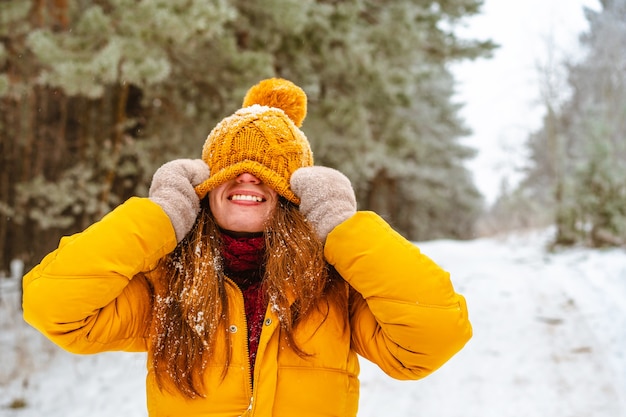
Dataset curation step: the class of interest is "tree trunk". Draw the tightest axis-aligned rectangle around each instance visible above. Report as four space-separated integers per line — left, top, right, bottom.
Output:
52 0 69 31
98 83 129 216
366 170 398 229
30 0 46 27
0 97 13 270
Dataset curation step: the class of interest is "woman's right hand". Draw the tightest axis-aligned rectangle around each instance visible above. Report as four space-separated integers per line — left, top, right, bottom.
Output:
149 159 210 242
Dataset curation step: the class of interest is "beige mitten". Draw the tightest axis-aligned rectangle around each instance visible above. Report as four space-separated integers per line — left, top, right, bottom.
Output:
290 166 357 241
149 159 210 242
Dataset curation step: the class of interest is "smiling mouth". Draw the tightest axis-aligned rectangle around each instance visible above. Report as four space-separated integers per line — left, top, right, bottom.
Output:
229 194 265 202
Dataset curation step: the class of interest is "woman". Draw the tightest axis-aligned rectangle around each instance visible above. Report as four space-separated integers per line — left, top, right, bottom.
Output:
23 78 472 416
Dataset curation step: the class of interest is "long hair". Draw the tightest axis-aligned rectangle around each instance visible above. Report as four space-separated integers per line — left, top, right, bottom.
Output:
150 197 345 398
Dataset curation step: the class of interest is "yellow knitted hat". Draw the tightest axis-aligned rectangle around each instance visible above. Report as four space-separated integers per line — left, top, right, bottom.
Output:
194 78 313 204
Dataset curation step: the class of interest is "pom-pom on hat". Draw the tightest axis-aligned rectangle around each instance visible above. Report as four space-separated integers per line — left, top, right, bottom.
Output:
194 78 313 205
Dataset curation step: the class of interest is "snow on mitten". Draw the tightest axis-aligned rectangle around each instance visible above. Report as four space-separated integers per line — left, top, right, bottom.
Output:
149 159 210 242
290 166 357 241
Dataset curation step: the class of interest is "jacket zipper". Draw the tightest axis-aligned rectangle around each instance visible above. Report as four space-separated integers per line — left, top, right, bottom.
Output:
225 277 255 414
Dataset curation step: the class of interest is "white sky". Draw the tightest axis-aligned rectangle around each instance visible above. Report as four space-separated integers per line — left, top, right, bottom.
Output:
453 0 601 204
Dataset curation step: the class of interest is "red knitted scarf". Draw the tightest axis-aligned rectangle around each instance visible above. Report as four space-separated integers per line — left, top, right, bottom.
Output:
220 232 266 378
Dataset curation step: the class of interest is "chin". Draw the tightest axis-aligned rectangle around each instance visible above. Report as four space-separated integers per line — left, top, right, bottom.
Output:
226 224 265 234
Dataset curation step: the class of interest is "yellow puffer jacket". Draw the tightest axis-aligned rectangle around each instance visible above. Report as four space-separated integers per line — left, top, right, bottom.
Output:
23 197 471 417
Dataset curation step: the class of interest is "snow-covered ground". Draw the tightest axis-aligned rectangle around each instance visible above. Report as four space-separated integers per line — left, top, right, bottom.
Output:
1 229 625 417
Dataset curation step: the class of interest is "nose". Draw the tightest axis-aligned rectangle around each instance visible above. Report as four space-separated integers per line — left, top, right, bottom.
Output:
236 172 261 184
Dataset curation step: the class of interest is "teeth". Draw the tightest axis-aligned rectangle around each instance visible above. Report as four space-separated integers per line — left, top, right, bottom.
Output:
231 194 263 202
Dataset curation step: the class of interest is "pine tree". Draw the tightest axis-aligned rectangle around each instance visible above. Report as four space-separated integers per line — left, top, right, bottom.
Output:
516 0 626 247
254 0 494 239
0 0 494 271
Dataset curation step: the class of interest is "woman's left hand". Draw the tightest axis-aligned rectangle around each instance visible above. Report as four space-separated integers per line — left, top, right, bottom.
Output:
290 166 357 241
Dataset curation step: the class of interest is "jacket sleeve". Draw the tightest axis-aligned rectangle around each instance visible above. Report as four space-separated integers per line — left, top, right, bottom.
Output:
324 211 472 380
22 197 178 354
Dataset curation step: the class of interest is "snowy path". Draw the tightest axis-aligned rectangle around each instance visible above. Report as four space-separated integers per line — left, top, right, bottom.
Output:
360 232 626 417
1 231 625 416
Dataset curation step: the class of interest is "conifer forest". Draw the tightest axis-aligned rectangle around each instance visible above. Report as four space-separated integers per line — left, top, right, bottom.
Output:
0 0 624 274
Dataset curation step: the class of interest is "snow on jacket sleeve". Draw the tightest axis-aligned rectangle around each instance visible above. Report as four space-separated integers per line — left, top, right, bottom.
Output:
324 211 472 380
22 197 177 354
